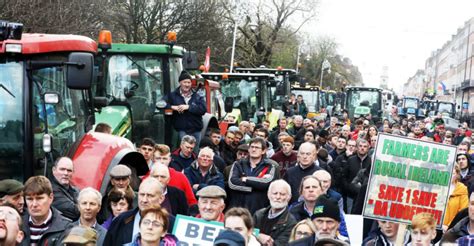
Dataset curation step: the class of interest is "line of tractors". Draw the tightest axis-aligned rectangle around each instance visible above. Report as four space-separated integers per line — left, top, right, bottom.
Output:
1 22 457 194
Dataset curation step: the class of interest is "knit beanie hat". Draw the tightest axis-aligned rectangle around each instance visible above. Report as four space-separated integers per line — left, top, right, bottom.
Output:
311 195 341 222
179 70 192 82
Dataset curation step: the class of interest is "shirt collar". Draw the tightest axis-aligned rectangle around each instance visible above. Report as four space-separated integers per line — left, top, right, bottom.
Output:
29 209 53 226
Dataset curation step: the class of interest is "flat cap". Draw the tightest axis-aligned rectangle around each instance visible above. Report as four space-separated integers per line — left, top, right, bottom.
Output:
0 179 24 197
237 144 249 152
110 164 132 178
63 226 97 244
196 185 226 199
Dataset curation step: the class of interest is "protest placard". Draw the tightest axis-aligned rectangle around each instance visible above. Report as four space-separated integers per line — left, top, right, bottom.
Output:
363 133 456 227
172 215 259 246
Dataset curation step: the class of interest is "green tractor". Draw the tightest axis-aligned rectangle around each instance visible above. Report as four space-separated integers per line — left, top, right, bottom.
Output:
94 32 219 147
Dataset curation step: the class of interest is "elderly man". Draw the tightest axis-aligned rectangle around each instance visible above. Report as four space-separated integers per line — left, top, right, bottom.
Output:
0 205 24 246
283 142 321 204
253 180 297 246
150 163 189 216
162 70 207 144
195 186 226 222
153 144 197 206
239 121 252 141
170 135 197 171
288 115 304 137
99 164 136 224
228 138 279 214
0 179 24 214
50 157 80 221
104 178 174 246
73 187 107 246
22 176 71 245
289 195 348 245
184 147 225 194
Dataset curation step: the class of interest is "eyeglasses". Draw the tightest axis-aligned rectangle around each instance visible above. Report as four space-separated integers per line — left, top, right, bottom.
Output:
142 219 164 228
0 210 18 221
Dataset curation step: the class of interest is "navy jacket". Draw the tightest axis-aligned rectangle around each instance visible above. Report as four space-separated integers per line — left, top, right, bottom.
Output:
283 163 322 204
162 87 207 133
184 161 225 194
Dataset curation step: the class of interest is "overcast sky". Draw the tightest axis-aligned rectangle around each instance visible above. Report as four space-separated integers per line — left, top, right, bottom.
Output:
309 0 474 93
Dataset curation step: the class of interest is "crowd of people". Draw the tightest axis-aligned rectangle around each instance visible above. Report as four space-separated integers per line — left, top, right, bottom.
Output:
1 72 474 246
2 111 474 245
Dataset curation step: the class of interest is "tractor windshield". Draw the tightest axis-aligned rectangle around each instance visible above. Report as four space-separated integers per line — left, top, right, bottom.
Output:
221 79 259 121
438 102 454 116
292 89 320 113
0 61 24 179
405 98 419 108
346 89 381 118
31 55 88 174
106 54 166 143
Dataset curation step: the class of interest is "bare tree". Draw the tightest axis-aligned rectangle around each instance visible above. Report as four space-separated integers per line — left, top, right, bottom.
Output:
228 0 318 67
0 0 108 37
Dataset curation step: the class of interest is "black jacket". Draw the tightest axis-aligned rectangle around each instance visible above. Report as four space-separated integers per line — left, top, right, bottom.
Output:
343 154 371 198
166 186 189 216
219 141 237 166
162 87 207 133
330 152 353 194
21 208 72 246
104 208 175 246
442 216 470 242
283 163 321 204
50 177 80 221
227 158 278 214
254 207 297 246
289 201 310 222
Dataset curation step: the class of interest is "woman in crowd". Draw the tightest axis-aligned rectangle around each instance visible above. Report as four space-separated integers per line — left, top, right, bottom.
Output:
224 207 260 246
101 187 134 229
443 164 468 231
289 219 316 242
125 207 179 246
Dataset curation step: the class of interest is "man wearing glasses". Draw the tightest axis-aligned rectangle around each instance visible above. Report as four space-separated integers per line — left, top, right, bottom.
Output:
0 205 24 246
228 138 278 214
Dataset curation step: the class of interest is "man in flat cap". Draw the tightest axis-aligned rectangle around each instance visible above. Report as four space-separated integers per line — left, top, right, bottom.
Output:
195 185 226 222
0 179 24 214
50 156 80 221
162 70 207 144
63 226 97 246
98 164 136 224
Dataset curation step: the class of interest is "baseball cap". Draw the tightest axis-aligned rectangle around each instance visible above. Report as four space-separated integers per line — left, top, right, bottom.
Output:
214 230 245 246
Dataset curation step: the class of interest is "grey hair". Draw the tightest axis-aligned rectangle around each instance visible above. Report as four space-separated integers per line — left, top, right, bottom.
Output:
77 187 102 206
268 179 291 196
181 135 197 145
198 147 215 159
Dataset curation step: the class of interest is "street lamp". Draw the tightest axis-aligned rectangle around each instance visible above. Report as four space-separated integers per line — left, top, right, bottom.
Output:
320 59 331 88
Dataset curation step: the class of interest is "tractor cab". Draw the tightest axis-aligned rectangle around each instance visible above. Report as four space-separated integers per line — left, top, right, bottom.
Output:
398 96 424 119
344 87 383 123
290 83 322 120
